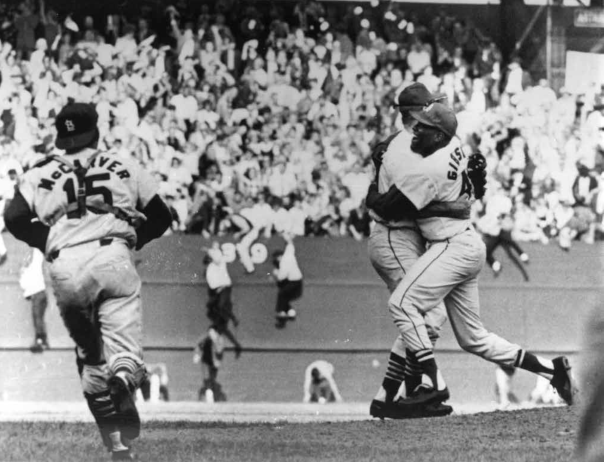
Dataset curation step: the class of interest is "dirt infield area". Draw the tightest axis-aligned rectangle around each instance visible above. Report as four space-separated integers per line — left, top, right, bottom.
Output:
0 402 579 462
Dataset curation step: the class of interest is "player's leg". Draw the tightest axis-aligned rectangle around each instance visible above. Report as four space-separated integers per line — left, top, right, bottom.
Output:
495 365 517 409
285 280 303 318
445 275 575 405
32 290 49 349
50 255 134 456
368 227 421 400
0 226 7 265
367 225 425 293
234 220 258 273
369 226 450 416
91 243 148 454
502 243 530 281
275 282 290 327
390 228 496 406
483 234 502 276
499 230 527 259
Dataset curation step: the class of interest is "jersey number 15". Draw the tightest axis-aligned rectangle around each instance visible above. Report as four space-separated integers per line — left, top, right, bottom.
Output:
63 173 113 219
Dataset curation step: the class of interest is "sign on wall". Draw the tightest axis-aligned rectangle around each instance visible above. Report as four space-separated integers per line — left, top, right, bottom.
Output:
565 51 604 94
574 8 604 28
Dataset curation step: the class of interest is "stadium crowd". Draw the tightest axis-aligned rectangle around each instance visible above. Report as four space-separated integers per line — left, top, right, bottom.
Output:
0 0 602 247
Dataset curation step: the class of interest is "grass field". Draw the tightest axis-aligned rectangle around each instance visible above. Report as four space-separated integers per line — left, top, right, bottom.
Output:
0 403 580 462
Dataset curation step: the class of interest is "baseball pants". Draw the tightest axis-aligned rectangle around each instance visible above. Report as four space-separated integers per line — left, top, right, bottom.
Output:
388 228 521 368
368 223 448 357
48 239 146 394
276 279 303 314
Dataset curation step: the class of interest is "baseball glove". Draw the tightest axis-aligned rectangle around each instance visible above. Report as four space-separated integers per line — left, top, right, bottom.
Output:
468 152 487 200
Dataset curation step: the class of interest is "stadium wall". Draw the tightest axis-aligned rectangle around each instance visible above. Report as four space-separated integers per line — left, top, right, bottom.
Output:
0 233 601 353
0 233 601 403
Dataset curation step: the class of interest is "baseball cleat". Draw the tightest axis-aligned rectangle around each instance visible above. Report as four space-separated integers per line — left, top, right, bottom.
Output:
550 356 576 405
370 399 453 419
111 448 136 461
397 384 450 406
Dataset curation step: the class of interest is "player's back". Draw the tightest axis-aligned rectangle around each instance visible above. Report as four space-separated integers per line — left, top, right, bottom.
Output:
372 129 421 228
20 148 154 253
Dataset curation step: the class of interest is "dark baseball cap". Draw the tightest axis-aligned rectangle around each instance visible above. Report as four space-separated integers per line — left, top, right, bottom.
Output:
55 103 99 150
394 83 432 110
411 102 458 138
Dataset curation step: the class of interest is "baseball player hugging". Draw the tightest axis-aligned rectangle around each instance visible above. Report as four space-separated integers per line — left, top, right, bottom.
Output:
366 102 575 411
5 103 172 461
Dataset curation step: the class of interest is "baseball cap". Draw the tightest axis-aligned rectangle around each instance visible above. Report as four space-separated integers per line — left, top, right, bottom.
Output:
393 83 432 110
410 102 458 138
55 103 99 150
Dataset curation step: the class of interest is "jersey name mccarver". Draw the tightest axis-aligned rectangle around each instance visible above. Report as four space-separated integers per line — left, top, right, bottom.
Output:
38 156 130 191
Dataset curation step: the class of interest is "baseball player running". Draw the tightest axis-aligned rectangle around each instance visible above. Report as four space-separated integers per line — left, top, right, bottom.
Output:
368 83 486 419
366 102 575 409
5 103 172 461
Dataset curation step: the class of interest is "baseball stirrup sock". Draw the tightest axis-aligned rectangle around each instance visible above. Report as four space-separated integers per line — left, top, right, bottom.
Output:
382 352 406 401
415 349 441 390
404 349 423 394
109 353 147 387
85 390 121 450
515 350 555 380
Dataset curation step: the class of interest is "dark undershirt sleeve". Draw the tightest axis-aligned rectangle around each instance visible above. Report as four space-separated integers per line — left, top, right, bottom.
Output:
365 184 419 222
135 194 173 250
4 189 50 252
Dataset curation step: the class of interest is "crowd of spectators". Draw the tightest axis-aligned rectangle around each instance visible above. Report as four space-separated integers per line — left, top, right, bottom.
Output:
0 0 602 247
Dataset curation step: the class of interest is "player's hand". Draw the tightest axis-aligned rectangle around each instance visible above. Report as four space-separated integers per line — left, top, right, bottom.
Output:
468 152 487 200
193 353 201 364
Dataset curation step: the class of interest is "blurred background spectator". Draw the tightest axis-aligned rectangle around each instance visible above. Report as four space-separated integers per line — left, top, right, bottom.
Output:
0 0 602 250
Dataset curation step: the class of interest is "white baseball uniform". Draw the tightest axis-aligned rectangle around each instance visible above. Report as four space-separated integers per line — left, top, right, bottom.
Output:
17 147 159 394
367 128 448 359
388 138 521 367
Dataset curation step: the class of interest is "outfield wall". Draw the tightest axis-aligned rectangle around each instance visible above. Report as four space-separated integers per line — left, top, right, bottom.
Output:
0 233 601 353
0 233 601 403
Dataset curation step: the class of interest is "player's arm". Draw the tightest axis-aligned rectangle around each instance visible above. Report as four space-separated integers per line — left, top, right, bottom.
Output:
417 197 472 220
135 194 172 250
222 328 242 359
365 183 420 222
4 189 50 252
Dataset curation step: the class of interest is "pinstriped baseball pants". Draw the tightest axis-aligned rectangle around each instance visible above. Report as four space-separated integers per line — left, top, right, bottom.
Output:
388 228 521 367
368 223 448 357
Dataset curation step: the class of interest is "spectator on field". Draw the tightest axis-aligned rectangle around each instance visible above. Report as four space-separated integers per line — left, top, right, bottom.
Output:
271 232 303 328
303 359 343 403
